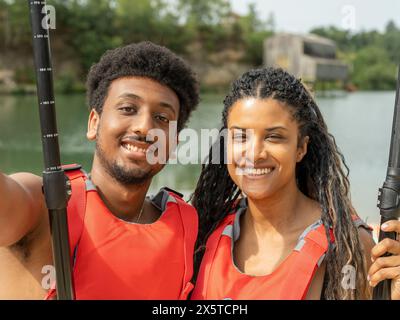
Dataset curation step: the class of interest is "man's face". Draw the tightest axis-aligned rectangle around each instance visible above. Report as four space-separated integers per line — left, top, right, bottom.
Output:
87 76 180 185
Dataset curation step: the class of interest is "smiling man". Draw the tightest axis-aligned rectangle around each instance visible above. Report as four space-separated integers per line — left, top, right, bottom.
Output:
0 42 200 299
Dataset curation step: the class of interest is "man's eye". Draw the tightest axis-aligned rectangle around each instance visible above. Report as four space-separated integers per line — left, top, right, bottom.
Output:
119 106 137 113
155 115 169 123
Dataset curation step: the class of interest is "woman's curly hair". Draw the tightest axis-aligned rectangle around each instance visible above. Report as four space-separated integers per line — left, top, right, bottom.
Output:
192 67 370 300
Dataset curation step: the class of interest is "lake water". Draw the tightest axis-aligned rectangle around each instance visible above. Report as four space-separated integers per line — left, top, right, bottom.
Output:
0 91 395 225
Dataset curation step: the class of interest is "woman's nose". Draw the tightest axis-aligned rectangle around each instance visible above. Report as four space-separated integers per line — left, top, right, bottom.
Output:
247 137 268 164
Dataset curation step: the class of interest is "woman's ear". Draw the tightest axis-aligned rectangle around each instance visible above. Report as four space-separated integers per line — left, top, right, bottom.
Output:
296 136 309 162
87 109 99 141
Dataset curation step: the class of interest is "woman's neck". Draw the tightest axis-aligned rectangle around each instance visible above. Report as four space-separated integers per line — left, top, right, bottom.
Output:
245 180 319 236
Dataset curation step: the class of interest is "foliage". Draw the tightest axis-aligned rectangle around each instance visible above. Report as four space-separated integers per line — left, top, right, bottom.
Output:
1 1 398 90
311 21 400 90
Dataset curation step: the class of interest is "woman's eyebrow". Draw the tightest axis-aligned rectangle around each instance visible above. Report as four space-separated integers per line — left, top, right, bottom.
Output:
229 126 287 131
230 126 246 130
265 126 288 132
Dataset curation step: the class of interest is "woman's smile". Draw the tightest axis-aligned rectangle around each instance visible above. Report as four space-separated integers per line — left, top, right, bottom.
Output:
235 166 276 179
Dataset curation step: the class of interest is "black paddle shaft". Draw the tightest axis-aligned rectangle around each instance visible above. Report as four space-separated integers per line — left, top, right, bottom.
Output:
28 0 74 300
373 67 400 300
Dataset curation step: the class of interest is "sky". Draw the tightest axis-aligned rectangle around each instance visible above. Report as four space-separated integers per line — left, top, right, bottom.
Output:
230 0 400 33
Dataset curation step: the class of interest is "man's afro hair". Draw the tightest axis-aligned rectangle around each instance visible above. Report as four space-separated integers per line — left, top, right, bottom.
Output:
86 41 200 130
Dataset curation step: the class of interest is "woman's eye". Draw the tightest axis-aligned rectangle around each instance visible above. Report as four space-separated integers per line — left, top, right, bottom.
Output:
233 134 247 142
266 135 282 141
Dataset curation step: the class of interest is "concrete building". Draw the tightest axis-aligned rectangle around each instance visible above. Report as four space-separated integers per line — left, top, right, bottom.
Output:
264 33 349 83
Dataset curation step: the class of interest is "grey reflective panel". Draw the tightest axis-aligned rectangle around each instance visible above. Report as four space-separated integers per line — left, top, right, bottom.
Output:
222 225 233 238
167 194 177 204
317 253 326 267
85 179 97 191
297 219 323 244
294 239 307 252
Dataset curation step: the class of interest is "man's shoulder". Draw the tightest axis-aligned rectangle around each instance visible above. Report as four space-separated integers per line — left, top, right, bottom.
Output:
9 172 43 190
150 187 186 210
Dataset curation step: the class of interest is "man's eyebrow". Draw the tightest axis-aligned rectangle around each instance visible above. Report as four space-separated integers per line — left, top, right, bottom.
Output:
118 93 141 100
159 102 176 115
117 93 176 115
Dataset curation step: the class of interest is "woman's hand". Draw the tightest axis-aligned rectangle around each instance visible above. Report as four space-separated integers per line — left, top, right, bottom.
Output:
368 220 400 300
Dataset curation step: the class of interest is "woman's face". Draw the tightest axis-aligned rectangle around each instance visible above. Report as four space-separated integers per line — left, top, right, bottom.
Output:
226 97 309 200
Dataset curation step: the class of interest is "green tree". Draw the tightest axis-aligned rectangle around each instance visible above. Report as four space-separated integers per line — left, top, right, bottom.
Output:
352 46 397 90
238 3 273 65
383 20 400 64
177 0 230 27
52 0 122 74
175 0 233 53
114 0 188 53
0 0 31 50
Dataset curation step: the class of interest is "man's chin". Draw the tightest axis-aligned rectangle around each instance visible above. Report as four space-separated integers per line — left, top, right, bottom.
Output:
103 163 154 185
113 170 153 186
95 146 164 185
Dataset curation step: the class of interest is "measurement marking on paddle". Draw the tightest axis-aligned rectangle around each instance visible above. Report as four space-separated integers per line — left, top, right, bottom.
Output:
43 133 59 138
30 1 46 5
40 100 55 105
33 34 49 39
46 166 62 171
38 67 52 72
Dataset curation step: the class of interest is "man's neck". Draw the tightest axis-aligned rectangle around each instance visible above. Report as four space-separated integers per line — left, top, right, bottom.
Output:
90 159 152 222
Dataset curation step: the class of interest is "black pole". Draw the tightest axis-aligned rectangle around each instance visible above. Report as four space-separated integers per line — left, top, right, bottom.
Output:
373 67 400 300
28 0 74 300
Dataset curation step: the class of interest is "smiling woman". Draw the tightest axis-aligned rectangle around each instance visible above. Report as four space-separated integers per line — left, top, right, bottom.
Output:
226 98 309 200
191 67 376 300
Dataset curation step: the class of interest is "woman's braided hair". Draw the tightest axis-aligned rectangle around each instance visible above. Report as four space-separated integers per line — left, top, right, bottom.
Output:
191 67 370 299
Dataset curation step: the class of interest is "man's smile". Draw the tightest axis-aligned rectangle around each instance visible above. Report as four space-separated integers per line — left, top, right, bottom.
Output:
120 138 152 160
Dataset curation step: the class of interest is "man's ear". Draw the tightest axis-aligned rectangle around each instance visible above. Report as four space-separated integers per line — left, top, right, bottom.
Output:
296 136 309 162
87 109 99 141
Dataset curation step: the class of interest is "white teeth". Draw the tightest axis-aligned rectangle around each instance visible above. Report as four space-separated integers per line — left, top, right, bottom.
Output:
123 144 146 153
239 167 273 175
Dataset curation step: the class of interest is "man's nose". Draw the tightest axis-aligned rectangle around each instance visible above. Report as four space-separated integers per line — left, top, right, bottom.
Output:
130 110 153 138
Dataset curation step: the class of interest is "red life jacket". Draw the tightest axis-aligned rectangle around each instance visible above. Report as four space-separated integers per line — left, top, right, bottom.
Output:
191 201 371 300
45 165 197 300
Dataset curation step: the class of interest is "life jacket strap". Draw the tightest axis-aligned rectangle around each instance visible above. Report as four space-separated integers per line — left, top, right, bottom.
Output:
45 164 87 300
282 224 329 299
170 192 198 300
